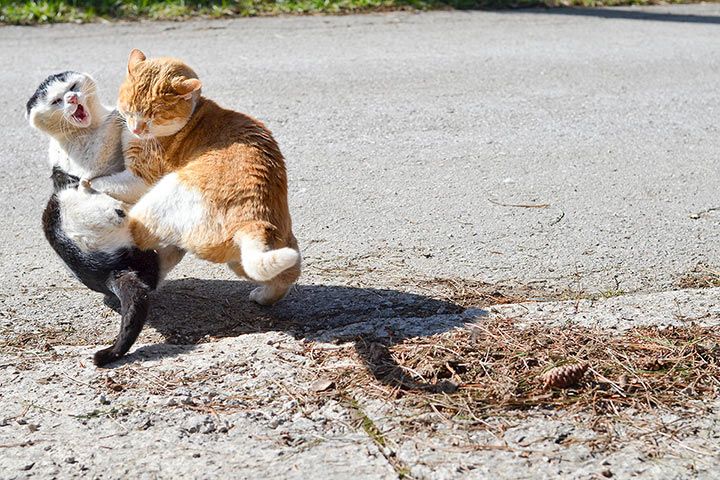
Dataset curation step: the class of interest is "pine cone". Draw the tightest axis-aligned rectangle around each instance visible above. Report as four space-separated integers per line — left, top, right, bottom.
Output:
541 362 589 389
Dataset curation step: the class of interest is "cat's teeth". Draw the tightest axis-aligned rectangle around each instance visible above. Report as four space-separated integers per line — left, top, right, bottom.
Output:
72 104 87 121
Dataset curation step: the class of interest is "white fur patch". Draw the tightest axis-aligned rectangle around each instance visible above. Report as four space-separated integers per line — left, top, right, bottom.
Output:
129 173 207 248
236 235 300 282
58 189 133 253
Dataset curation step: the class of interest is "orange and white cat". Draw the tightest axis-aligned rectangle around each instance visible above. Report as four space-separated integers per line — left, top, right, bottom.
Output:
90 49 300 306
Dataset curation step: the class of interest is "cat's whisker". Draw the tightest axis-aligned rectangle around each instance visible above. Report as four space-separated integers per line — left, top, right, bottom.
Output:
29 70 162 369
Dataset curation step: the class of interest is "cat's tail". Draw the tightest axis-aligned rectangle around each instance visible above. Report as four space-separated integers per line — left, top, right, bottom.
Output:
93 270 151 367
235 228 300 282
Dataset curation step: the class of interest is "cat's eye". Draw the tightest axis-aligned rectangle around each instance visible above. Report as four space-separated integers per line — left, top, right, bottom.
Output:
70 83 78 91
52 98 62 105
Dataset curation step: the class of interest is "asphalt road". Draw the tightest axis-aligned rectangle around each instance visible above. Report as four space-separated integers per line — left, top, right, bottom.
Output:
2 5 720 297
1 6 720 479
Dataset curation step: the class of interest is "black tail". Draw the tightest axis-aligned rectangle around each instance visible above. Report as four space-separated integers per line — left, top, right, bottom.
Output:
93 271 151 367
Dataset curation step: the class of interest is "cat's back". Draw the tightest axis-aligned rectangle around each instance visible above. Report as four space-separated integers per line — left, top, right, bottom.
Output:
183 98 283 162
162 98 289 215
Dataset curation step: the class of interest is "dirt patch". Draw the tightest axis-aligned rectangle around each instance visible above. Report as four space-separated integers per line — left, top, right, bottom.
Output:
0 327 88 368
409 277 549 308
308 319 720 418
677 264 720 289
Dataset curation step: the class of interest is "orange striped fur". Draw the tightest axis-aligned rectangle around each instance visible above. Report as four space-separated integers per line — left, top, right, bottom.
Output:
116 49 300 305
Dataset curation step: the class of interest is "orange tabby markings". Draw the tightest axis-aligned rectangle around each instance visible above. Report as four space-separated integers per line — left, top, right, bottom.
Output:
115 49 301 305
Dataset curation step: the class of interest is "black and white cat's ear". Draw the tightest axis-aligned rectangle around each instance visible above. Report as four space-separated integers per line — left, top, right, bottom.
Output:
127 49 147 76
172 78 202 100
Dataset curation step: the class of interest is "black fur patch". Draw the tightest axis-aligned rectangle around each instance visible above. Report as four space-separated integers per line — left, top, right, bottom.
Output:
42 194 159 296
94 271 152 366
43 170 161 365
51 166 80 191
26 71 79 115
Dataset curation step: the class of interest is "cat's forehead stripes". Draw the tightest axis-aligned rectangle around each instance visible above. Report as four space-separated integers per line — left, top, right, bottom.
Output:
26 71 82 114
124 63 176 112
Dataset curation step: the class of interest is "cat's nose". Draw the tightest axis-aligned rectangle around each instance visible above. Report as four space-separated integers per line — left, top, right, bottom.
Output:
132 121 147 135
67 94 78 105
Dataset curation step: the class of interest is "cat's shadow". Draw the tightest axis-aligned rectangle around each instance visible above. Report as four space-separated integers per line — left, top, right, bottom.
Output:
117 278 484 390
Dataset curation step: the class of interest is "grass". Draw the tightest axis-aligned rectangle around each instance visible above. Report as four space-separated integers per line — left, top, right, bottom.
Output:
343 395 414 478
0 0 709 25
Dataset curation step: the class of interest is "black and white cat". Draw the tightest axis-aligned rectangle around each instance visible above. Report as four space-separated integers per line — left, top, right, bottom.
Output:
26 71 178 366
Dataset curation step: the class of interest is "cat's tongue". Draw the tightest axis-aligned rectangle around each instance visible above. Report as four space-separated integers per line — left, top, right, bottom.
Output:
72 104 87 122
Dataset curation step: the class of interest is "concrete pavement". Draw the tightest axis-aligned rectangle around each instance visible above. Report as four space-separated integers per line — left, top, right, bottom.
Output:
1 5 720 478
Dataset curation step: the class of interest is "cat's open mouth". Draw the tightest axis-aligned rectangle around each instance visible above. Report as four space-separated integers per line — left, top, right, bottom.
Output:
71 104 88 123
70 103 90 126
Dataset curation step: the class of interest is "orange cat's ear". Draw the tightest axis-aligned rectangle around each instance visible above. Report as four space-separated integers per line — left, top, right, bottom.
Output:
172 78 202 99
127 49 147 76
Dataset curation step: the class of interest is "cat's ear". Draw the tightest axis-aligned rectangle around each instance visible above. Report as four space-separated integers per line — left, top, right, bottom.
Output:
127 49 147 76
172 78 202 100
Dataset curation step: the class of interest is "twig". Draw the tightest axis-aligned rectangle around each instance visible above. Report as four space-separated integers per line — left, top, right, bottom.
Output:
488 199 550 209
549 210 565 226
689 206 720 219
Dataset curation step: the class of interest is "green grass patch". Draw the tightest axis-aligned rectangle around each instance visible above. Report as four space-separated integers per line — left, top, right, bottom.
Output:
0 0 711 25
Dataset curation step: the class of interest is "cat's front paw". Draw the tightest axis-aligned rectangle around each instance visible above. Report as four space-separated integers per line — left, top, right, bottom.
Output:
80 178 94 193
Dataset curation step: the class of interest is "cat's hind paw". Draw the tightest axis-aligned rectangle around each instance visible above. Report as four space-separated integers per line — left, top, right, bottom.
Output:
249 286 275 306
249 284 290 306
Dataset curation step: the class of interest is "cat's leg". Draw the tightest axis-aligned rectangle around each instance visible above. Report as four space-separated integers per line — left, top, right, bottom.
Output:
250 261 301 306
156 246 186 283
227 260 300 306
93 270 151 367
87 170 150 204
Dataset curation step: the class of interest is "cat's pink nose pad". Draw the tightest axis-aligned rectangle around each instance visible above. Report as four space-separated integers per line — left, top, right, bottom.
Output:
132 121 147 135
67 94 78 105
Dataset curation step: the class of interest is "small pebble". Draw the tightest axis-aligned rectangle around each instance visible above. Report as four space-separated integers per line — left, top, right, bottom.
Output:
309 378 335 393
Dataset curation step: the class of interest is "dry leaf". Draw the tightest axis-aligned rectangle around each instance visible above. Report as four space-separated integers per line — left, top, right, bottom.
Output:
309 378 335 392
104 377 124 392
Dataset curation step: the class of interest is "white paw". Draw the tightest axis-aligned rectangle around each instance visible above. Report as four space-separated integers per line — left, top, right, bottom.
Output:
249 286 275 306
80 178 94 192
